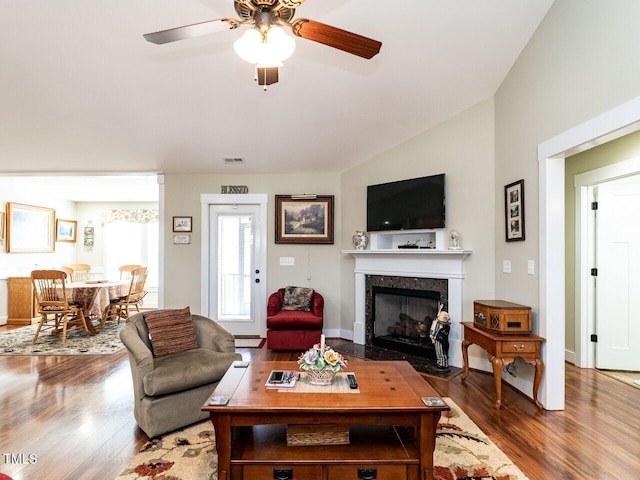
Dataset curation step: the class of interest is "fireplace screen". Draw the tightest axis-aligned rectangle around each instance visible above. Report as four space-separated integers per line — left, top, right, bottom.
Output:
372 286 440 357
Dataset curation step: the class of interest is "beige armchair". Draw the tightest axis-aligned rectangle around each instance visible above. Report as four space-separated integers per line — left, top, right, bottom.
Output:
120 309 242 438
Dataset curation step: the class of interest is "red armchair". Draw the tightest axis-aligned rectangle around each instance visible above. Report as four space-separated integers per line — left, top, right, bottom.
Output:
266 287 324 351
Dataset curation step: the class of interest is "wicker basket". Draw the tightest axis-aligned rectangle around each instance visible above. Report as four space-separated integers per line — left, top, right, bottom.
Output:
306 368 337 385
287 424 350 446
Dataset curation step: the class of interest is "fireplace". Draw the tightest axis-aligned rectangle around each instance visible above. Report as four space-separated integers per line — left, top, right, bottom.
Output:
365 275 448 359
345 247 469 369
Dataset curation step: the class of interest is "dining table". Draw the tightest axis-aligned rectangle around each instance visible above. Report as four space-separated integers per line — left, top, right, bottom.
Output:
65 279 130 333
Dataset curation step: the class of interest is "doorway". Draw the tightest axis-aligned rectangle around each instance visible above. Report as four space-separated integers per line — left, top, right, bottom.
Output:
200 194 268 337
574 158 640 370
539 96 640 410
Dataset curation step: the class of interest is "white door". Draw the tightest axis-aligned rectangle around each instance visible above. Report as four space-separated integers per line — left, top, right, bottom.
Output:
203 196 267 337
595 180 640 370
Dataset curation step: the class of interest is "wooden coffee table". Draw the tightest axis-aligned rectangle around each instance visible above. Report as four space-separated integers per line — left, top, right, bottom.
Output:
202 360 449 480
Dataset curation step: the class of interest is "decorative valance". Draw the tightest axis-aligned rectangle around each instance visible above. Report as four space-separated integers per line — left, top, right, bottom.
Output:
101 209 159 225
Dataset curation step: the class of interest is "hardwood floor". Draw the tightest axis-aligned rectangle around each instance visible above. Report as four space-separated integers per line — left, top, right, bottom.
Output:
0 336 638 480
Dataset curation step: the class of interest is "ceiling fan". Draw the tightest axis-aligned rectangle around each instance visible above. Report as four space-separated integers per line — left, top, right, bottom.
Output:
143 0 382 89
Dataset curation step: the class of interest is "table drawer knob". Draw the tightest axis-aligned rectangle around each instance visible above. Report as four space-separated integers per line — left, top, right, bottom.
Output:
358 467 377 479
273 468 293 480
513 344 525 351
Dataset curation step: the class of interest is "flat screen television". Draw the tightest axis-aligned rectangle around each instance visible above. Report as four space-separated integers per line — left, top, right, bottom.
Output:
366 174 445 231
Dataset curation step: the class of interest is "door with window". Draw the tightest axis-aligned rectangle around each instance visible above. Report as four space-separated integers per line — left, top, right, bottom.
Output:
202 195 267 337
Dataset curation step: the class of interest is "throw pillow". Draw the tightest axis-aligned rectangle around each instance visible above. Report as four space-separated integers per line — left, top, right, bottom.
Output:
282 286 314 311
144 307 199 358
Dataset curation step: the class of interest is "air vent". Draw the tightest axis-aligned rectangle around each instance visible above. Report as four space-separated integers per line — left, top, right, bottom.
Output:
223 157 245 165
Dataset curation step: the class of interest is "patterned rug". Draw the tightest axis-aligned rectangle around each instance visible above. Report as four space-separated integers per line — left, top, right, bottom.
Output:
116 398 528 480
0 321 125 355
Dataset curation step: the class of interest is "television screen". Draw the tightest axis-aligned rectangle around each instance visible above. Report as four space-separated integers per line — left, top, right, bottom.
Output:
367 174 445 231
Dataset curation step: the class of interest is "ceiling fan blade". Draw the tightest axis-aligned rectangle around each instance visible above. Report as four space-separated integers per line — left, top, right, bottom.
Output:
291 19 381 59
143 18 239 45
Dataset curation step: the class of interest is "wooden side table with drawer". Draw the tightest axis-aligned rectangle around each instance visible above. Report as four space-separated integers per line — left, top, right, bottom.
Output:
461 322 545 410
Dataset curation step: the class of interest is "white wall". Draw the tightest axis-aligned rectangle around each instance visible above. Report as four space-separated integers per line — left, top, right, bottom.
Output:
162 173 343 334
340 98 496 340
494 0 640 405
0 185 77 276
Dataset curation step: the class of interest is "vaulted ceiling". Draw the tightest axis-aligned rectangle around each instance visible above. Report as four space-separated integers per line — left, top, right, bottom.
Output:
1 0 554 183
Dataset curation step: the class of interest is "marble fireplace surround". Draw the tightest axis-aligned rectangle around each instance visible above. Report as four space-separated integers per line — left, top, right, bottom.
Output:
345 250 470 368
365 276 448 354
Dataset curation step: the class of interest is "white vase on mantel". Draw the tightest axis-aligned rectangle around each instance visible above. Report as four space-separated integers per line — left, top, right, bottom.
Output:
352 231 368 250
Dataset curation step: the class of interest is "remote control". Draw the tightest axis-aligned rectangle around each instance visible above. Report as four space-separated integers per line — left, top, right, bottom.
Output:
347 373 358 389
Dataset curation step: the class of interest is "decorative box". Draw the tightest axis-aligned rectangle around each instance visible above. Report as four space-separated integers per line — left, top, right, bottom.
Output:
473 300 531 334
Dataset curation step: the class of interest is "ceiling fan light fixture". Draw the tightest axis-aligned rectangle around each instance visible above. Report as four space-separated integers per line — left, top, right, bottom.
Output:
233 26 295 67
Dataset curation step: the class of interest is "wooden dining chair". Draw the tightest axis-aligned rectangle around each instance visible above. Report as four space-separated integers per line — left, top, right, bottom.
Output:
31 270 90 343
60 266 74 281
119 264 142 280
62 264 91 282
102 267 148 327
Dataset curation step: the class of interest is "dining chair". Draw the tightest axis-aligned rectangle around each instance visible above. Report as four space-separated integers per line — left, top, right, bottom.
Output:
31 270 90 343
102 267 148 327
119 264 143 280
59 266 74 281
62 263 91 282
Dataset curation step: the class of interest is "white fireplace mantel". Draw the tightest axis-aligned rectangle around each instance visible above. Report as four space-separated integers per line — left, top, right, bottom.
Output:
343 249 471 368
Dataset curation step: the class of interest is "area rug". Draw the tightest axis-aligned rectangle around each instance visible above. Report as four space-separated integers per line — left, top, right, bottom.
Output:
0 321 125 355
116 398 529 480
234 337 265 348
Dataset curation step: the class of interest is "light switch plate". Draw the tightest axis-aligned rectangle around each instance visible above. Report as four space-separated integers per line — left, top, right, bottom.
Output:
279 257 295 266
528 260 535 275
503 260 511 274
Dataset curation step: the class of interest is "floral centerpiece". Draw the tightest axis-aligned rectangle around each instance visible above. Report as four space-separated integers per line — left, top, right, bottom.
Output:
298 335 347 385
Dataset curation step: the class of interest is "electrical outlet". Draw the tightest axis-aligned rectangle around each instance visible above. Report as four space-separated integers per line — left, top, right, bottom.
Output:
503 260 511 274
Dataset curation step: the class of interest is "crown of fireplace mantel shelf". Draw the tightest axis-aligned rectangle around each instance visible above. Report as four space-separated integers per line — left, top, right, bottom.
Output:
342 249 471 257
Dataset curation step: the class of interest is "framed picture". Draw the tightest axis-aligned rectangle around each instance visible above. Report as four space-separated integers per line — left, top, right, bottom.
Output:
56 219 77 243
84 226 94 235
173 216 192 232
0 211 5 241
275 195 334 244
505 179 525 242
6 202 56 253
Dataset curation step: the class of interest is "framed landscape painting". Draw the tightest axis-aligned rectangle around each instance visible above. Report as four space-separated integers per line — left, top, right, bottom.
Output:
275 195 334 244
7 202 56 253
56 218 77 242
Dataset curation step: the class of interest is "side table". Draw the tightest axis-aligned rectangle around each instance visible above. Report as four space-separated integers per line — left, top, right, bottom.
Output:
461 322 545 410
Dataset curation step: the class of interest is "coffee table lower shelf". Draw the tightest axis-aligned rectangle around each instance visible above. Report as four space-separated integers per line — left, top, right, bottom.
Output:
230 424 420 480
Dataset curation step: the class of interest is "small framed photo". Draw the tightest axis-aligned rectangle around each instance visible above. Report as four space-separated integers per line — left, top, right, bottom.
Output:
275 195 334 244
56 219 77 243
173 234 191 244
84 237 94 246
173 216 192 232
505 179 525 242
0 211 5 241
84 226 94 235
